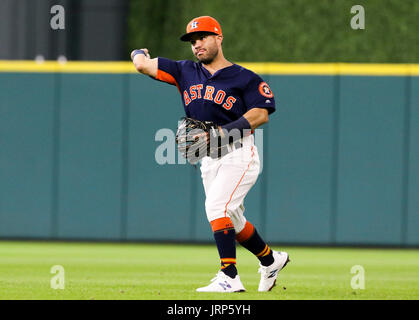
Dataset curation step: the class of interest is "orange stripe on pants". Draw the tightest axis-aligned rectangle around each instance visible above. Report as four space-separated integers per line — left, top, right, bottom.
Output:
223 146 254 217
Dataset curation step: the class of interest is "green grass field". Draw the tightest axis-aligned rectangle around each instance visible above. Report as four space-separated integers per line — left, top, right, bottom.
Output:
0 241 418 300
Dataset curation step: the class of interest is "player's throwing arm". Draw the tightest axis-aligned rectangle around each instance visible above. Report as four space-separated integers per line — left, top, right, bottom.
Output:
131 48 157 78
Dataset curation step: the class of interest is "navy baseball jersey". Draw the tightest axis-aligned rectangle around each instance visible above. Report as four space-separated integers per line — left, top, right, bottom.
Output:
152 57 276 126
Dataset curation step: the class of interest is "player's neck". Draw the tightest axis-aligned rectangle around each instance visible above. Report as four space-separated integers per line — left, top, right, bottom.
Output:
201 54 233 75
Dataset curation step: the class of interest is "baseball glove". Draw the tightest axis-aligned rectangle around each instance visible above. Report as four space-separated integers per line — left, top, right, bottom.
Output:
175 117 222 164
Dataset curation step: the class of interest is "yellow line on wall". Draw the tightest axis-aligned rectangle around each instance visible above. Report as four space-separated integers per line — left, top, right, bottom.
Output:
0 60 418 76
244 63 419 76
0 60 136 73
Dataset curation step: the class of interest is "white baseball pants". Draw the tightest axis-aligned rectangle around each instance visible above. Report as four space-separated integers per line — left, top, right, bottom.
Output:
200 135 260 234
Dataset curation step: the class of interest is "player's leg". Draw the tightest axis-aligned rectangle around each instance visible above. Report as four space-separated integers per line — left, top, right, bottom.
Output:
224 144 290 291
234 209 290 291
196 145 259 292
201 157 240 277
219 147 279 268
196 156 245 292
201 156 240 275
195 214 246 292
199 156 219 196
202 145 259 276
231 204 275 267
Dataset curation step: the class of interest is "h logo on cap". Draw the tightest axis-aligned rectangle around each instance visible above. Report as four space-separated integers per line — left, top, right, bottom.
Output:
191 21 198 29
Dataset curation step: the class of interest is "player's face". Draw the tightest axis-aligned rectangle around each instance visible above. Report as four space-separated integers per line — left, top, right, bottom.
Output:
190 33 220 64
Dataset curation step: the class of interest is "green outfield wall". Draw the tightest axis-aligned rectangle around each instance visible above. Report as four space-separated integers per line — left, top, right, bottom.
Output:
0 62 418 246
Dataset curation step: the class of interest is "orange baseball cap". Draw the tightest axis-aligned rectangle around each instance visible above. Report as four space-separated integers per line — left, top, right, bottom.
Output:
180 16 222 41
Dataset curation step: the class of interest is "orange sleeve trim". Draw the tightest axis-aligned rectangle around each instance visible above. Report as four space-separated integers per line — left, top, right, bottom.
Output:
235 221 255 243
156 69 180 92
210 217 234 232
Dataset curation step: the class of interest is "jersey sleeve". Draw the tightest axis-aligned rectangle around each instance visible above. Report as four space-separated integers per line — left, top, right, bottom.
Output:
153 57 182 90
242 73 276 114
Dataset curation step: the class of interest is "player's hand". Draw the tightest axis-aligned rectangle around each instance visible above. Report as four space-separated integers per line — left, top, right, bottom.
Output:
192 131 209 144
193 125 224 142
131 48 150 60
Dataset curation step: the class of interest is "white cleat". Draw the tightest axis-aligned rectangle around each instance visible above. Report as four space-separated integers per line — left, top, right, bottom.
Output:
196 271 246 292
258 251 290 292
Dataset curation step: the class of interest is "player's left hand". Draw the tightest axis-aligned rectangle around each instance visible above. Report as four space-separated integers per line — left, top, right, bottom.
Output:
176 117 220 164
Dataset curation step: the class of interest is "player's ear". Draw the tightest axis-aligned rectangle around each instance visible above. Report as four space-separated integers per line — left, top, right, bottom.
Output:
216 35 223 46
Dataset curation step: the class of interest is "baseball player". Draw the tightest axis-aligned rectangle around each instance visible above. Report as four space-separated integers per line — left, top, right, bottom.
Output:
131 16 289 292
